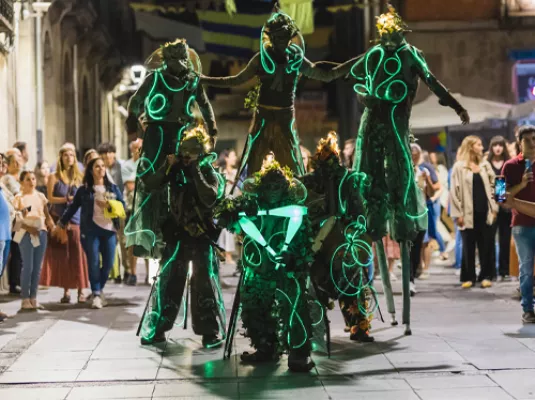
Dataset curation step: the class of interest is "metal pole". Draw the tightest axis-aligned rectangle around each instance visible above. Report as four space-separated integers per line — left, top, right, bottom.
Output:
35 11 43 161
73 44 80 148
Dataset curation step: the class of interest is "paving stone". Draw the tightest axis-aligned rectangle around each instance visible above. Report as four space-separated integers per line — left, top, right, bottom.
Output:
406 374 497 389
0 387 71 400
0 369 80 383
385 351 475 372
153 382 238 398
490 370 535 399
416 387 514 400
67 384 155 399
9 351 91 371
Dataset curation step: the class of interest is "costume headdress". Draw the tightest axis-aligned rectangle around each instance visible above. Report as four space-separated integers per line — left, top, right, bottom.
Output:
181 124 211 154
315 131 340 161
144 38 201 75
376 5 409 36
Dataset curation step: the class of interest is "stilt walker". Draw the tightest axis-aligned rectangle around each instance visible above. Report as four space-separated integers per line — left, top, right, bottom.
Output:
347 5 470 335
201 10 357 178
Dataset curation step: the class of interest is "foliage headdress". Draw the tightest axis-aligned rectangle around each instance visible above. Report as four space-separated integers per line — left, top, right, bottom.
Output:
376 5 409 37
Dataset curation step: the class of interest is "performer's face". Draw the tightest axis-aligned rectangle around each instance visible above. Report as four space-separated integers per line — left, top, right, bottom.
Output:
380 31 404 51
269 32 292 52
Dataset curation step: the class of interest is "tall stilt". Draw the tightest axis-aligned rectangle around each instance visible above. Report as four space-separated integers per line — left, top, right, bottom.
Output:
375 240 397 326
400 241 412 336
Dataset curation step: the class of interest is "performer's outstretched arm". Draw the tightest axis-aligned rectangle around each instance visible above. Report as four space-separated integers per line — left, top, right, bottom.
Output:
126 73 155 136
201 54 259 88
301 55 362 82
410 47 469 124
196 85 218 138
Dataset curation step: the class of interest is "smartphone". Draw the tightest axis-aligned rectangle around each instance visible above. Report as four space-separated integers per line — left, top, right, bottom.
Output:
526 159 532 171
495 176 506 203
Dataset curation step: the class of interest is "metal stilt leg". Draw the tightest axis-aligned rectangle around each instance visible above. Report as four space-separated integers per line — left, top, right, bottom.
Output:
375 240 397 326
400 241 412 336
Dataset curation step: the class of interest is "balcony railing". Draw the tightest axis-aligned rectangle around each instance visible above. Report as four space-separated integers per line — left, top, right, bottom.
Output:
0 0 14 32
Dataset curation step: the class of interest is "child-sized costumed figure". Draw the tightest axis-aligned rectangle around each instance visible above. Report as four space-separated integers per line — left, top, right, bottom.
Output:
347 5 470 334
301 132 377 344
215 157 315 372
201 11 356 178
139 126 226 348
125 39 217 259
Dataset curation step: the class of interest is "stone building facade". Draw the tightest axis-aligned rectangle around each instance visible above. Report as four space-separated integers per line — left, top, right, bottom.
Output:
400 0 535 104
0 0 138 166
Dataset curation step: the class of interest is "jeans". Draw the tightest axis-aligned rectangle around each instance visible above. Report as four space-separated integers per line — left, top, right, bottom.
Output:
512 226 535 313
454 223 462 269
427 200 446 252
0 240 6 277
81 222 117 295
19 231 48 299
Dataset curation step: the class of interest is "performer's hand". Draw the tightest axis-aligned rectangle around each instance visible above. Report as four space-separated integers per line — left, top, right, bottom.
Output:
459 109 470 125
167 154 178 166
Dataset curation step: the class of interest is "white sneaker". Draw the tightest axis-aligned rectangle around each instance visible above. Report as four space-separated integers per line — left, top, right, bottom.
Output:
92 296 103 309
100 293 108 307
389 272 398 281
410 282 417 296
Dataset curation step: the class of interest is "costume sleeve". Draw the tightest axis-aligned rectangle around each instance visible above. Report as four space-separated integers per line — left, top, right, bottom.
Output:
449 163 464 219
140 163 171 191
126 73 155 134
191 164 219 208
201 54 259 88
301 56 360 82
410 47 465 114
196 85 218 137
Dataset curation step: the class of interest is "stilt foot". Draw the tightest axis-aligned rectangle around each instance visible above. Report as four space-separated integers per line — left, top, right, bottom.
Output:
390 313 398 326
404 324 412 336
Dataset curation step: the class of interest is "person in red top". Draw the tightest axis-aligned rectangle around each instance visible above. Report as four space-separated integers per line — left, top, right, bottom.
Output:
502 125 535 323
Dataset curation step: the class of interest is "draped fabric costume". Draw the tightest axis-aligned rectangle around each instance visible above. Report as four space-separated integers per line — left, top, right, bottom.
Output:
346 7 469 334
301 135 377 342
215 162 315 370
138 129 226 345
201 12 355 178
349 36 466 243
125 40 217 259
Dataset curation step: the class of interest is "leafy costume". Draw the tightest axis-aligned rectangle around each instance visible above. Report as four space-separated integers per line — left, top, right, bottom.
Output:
348 7 470 333
215 160 315 372
139 126 226 347
201 11 356 178
301 132 377 343
125 39 217 259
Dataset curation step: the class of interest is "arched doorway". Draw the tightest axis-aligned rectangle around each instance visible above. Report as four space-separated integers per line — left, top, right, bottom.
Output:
63 52 75 144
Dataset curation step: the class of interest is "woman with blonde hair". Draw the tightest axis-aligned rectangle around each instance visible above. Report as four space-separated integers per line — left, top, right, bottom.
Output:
40 145 89 303
450 135 498 289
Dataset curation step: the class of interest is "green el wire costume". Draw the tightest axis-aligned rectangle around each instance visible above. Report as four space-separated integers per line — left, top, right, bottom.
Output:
216 165 315 359
347 7 468 334
200 11 357 179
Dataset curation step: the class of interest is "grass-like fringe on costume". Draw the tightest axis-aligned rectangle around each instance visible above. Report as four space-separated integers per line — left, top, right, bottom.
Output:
215 162 315 362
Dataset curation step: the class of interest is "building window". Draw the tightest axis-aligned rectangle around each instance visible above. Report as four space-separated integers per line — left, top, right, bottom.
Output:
505 0 535 16
513 62 535 103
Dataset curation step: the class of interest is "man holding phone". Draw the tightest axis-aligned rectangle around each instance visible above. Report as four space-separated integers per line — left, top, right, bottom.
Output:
502 125 535 323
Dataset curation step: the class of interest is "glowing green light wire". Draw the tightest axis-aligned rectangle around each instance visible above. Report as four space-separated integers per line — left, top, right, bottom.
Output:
206 247 227 348
137 126 163 178
185 95 195 117
124 193 157 247
275 276 307 349
141 242 181 341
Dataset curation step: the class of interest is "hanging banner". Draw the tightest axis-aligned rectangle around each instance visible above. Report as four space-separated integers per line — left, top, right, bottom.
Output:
280 0 314 35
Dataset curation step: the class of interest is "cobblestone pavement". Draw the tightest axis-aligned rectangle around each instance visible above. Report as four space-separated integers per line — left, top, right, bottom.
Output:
0 258 534 400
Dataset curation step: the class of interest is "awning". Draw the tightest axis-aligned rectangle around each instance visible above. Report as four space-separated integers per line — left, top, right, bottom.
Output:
134 11 205 52
411 93 512 131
